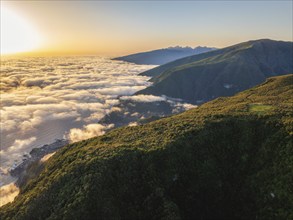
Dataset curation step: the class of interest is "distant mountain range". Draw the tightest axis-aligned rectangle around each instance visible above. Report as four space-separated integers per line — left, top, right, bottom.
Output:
137 39 293 104
113 46 217 65
1 74 292 219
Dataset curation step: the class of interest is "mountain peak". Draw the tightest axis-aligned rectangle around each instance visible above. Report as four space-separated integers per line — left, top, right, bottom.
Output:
137 39 293 104
113 46 217 65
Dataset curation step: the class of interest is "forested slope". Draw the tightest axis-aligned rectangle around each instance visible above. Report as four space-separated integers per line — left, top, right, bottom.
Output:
1 74 292 220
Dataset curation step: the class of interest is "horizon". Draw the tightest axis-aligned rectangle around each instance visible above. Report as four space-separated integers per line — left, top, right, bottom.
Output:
1 1 293 214
1 1 292 56
1 38 291 58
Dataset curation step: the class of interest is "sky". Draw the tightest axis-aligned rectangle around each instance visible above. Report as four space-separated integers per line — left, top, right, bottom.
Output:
1 0 292 56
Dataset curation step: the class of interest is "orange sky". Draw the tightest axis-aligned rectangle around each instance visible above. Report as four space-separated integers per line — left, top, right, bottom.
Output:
1 1 292 56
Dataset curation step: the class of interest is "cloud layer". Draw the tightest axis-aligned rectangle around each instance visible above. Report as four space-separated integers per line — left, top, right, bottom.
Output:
120 94 167 102
0 183 19 207
0 56 196 189
68 123 114 143
0 56 155 181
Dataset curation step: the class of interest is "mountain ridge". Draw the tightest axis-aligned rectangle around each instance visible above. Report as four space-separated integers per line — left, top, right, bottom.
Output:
1 74 292 220
113 46 217 65
137 39 293 104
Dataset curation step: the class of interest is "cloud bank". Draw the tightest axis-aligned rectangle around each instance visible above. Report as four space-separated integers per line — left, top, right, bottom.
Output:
0 56 195 189
0 183 19 207
0 56 155 179
120 94 167 102
68 123 114 143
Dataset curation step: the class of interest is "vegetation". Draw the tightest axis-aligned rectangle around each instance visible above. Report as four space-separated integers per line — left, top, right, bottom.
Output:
248 104 273 113
0 74 292 220
137 39 293 104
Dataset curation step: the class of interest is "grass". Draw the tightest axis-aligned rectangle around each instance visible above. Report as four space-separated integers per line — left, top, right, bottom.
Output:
249 103 273 113
1 75 292 220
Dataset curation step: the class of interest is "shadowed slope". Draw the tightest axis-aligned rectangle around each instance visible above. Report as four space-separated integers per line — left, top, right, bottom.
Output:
137 39 293 104
1 75 292 220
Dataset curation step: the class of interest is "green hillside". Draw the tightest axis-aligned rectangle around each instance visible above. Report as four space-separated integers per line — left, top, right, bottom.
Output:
138 39 293 104
1 75 292 220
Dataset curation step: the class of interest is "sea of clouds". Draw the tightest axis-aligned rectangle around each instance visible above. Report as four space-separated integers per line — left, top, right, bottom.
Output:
0 56 198 206
0 56 157 180
0 56 196 190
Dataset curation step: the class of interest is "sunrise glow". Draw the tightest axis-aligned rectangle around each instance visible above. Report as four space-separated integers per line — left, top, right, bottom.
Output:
0 6 41 55
1 1 292 56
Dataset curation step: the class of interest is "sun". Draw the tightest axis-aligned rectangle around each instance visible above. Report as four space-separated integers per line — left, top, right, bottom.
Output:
1 6 41 55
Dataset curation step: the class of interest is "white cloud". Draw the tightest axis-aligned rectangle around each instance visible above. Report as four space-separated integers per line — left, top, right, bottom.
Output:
171 102 197 113
128 122 138 127
0 183 19 207
96 86 147 96
111 107 122 112
1 57 195 188
120 94 167 102
0 137 37 173
22 78 48 87
68 123 114 143
0 56 154 180
8 137 37 153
